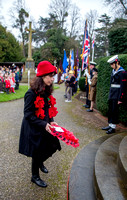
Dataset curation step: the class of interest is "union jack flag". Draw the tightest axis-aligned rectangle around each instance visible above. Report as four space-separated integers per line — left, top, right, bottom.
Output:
81 24 90 71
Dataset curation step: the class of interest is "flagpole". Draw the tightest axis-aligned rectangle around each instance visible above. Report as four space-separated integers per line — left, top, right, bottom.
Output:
92 34 94 62
92 47 94 62
82 20 87 71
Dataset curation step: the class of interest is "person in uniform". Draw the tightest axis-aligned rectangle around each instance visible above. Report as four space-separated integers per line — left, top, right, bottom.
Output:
19 61 61 188
83 61 97 108
87 68 98 112
102 55 125 134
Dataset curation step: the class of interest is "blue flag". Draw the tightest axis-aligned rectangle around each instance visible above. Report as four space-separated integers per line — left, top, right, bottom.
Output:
63 50 68 73
71 49 74 70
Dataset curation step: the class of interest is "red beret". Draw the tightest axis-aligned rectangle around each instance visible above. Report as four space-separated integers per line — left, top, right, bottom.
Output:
36 61 57 77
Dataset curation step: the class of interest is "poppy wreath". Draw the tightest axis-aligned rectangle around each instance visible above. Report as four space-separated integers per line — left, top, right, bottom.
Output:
34 95 58 119
50 124 79 148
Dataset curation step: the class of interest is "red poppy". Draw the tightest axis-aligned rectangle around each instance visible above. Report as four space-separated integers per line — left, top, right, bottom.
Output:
34 95 58 120
49 106 58 118
34 96 45 108
48 95 56 106
35 108 45 119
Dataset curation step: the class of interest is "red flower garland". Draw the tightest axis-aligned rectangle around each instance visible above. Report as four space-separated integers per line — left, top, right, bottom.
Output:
48 95 58 118
34 95 58 119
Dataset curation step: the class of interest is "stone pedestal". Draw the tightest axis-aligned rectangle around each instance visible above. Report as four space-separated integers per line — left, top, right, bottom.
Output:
25 61 35 70
20 61 35 83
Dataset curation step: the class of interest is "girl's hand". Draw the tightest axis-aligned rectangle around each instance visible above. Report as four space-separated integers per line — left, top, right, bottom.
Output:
50 122 58 126
45 123 52 133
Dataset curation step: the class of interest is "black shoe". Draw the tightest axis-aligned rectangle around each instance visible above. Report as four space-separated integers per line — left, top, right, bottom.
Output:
40 164 48 173
106 128 115 134
102 126 111 131
64 95 67 98
31 176 47 187
87 109 93 112
83 104 90 108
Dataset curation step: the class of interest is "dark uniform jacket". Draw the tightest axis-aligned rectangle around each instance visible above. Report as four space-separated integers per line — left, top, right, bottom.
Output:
19 89 61 158
109 67 125 100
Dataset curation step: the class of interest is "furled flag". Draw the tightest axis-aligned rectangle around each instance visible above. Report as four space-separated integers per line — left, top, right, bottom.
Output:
92 34 95 49
81 20 90 71
69 50 71 70
81 22 86 57
74 49 79 78
62 49 68 73
92 33 95 62
71 49 74 70
76 49 79 67
58 59 63 84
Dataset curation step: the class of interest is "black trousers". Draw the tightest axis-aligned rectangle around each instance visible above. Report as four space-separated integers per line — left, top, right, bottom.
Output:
6 88 10 94
86 84 91 106
108 99 119 124
32 152 51 176
15 82 19 90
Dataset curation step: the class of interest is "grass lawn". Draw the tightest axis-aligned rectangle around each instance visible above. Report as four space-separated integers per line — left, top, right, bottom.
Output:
0 85 28 102
0 84 60 102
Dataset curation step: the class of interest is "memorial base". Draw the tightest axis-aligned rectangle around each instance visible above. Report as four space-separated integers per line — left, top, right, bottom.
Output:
25 61 35 70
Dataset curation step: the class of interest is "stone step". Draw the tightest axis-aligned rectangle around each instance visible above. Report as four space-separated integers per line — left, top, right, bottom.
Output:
94 133 127 200
118 135 127 189
68 135 109 200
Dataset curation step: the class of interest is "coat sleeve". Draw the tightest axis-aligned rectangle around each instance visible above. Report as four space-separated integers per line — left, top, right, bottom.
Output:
24 90 47 128
66 76 75 84
91 77 97 87
118 71 126 101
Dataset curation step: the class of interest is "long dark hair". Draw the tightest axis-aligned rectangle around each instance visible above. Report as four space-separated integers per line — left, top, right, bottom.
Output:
30 76 53 96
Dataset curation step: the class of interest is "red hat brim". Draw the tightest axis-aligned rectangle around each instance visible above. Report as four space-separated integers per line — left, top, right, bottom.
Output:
36 61 57 77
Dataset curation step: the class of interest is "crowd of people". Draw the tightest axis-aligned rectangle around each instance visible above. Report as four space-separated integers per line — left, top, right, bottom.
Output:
0 64 23 94
63 55 126 135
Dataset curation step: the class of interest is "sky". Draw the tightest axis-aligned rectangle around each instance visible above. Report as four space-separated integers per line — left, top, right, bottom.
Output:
1 0 110 38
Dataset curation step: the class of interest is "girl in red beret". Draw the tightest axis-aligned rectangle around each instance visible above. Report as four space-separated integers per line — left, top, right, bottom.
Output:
19 61 61 188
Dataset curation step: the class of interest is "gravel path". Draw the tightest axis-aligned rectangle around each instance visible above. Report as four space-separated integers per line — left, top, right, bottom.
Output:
0 84 111 200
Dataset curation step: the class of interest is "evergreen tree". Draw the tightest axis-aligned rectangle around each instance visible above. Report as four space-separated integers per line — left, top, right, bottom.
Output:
95 14 111 58
108 18 127 55
0 24 23 62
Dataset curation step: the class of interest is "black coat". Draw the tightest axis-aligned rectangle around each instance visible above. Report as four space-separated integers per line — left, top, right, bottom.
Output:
66 76 76 88
109 67 125 100
19 89 61 158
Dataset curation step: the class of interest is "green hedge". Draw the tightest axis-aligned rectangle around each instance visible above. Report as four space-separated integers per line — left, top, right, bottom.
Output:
96 54 127 125
79 77 86 91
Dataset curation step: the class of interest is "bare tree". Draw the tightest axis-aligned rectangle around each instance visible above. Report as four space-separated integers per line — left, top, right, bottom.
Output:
49 0 71 29
69 4 81 38
86 9 98 39
104 0 127 16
